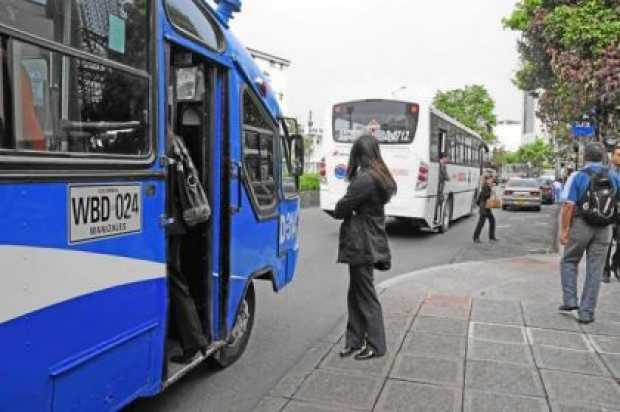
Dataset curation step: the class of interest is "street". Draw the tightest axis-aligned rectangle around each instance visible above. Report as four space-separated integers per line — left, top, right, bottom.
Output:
128 205 556 412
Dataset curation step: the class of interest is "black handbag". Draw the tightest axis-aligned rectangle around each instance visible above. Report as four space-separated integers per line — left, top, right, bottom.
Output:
172 136 211 227
374 260 391 271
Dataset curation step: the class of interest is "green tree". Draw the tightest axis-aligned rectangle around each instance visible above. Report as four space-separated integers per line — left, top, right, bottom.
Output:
493 148 521 165
433 85 498 143
516 139 554 170
503 0 620 141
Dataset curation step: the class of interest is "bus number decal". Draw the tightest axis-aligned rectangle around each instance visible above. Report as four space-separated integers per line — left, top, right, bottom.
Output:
279 211 299 246
69 184 142 243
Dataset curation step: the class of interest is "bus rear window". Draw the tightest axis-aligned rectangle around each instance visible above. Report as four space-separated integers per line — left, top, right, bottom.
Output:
332 100 419 144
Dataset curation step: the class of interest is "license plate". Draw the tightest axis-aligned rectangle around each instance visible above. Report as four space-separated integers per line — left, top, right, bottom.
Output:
68 184 142 243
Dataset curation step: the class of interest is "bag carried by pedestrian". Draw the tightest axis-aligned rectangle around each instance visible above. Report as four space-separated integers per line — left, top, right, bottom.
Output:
485 195 501 209
171 136 211 227
577 168 617 227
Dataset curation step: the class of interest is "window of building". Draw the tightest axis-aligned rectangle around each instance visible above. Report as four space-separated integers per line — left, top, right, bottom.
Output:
165 0 222 51
243 90 277 216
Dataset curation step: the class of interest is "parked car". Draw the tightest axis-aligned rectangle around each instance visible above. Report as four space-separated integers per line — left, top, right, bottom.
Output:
537 177 554 204
502 178 542 211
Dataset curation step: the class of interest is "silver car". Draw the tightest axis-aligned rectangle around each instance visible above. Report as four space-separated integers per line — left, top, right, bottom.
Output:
502 178 542 211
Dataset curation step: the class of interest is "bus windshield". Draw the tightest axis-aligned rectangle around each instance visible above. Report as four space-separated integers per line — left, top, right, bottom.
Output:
332 100 419 144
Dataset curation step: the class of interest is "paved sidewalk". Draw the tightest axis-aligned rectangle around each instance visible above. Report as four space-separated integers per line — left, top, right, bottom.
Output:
257 255 620 412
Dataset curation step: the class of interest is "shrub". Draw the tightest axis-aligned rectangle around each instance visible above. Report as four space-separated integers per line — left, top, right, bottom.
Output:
300 174 320 192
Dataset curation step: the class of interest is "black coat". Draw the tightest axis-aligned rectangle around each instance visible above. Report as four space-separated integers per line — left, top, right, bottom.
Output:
334 171 391 266
478 182 492 209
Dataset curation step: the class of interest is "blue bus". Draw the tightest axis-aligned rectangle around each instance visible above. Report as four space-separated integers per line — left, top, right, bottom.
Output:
0 1 304 410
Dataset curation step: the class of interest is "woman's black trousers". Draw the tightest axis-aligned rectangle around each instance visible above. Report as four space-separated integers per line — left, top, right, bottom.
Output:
345 264 387 355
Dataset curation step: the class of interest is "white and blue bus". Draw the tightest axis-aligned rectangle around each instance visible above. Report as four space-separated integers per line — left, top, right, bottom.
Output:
0 1 303 410
320 98 488 232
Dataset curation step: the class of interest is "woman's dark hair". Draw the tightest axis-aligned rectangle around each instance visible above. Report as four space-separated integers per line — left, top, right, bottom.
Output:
347 135 397 201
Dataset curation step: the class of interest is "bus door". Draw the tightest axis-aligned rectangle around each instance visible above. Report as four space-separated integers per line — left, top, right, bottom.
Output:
278 118 304 283
221 83 294 346
164 44 220 379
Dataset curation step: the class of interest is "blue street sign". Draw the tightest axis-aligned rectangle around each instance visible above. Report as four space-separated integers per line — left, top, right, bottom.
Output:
571 122 595 138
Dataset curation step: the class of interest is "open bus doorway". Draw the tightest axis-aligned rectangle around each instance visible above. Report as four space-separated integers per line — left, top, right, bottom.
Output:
164 46 216 382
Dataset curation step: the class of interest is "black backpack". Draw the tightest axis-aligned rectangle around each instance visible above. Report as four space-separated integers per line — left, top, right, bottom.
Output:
577 168 617 227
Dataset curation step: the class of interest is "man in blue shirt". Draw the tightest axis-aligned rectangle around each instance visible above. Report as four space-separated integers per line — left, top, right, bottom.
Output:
559 142 619 323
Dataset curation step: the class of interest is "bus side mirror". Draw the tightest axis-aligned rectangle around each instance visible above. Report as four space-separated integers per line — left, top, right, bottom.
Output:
290 134 305 177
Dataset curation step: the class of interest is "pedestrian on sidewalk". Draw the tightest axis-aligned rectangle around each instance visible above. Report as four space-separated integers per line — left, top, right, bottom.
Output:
473 174 498 243
603 144 620 282
559 142 620 323
552 178 563 203
334 135 397 361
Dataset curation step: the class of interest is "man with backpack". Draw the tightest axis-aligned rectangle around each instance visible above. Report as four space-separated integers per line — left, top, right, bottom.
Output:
559 142 620 323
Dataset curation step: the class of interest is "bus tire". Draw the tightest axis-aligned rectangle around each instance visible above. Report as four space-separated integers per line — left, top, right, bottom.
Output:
439 197 452 233
213 282 256 368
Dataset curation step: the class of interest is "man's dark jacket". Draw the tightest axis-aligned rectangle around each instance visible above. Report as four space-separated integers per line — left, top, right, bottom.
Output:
478 182 492 209
334 170 391 266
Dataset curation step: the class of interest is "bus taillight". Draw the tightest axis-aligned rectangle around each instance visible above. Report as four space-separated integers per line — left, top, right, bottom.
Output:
416 162 429 191
319 157 327 182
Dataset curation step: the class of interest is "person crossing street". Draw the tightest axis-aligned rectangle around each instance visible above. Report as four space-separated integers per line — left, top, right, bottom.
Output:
473 174 498 243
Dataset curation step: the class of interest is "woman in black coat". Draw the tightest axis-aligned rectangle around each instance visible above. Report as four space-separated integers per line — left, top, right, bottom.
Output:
334 135 397 360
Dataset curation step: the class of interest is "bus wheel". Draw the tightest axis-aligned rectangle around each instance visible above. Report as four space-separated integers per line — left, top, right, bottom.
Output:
214 282 256 368
439 197 452 233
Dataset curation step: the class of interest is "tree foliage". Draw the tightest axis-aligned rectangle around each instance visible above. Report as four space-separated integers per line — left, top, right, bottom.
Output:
493 139 554 169
503 0 620 141
432 85 498 143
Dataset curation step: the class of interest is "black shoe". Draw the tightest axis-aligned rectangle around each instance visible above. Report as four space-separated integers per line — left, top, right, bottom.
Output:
339 347 360 358
602 276 611 283
354 347 384 361
558 305 579 312
578 317 594 324
614 267 620 280
473 238 482 244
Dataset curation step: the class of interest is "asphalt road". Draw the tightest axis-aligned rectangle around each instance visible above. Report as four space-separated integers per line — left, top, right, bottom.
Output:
127 204 556 412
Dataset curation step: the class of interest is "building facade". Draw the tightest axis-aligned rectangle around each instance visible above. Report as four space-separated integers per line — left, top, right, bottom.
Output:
247 47 291 115
522 91 549 145
495 119 522 152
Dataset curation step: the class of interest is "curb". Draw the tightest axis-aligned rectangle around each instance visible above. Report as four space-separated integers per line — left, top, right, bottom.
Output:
376 253 558 290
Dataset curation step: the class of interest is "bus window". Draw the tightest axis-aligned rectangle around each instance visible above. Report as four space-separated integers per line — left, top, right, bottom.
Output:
332 100 418 144
242 90 277 216
3 40 149 155
165 0 222 51
279 122 297 197
0 38 9 148
0 0 149 70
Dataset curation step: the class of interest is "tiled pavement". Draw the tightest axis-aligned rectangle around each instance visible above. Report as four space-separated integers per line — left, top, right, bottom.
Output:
257 256 620 412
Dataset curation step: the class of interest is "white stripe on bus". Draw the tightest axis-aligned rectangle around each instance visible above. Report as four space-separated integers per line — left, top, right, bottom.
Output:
0 245 165 324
